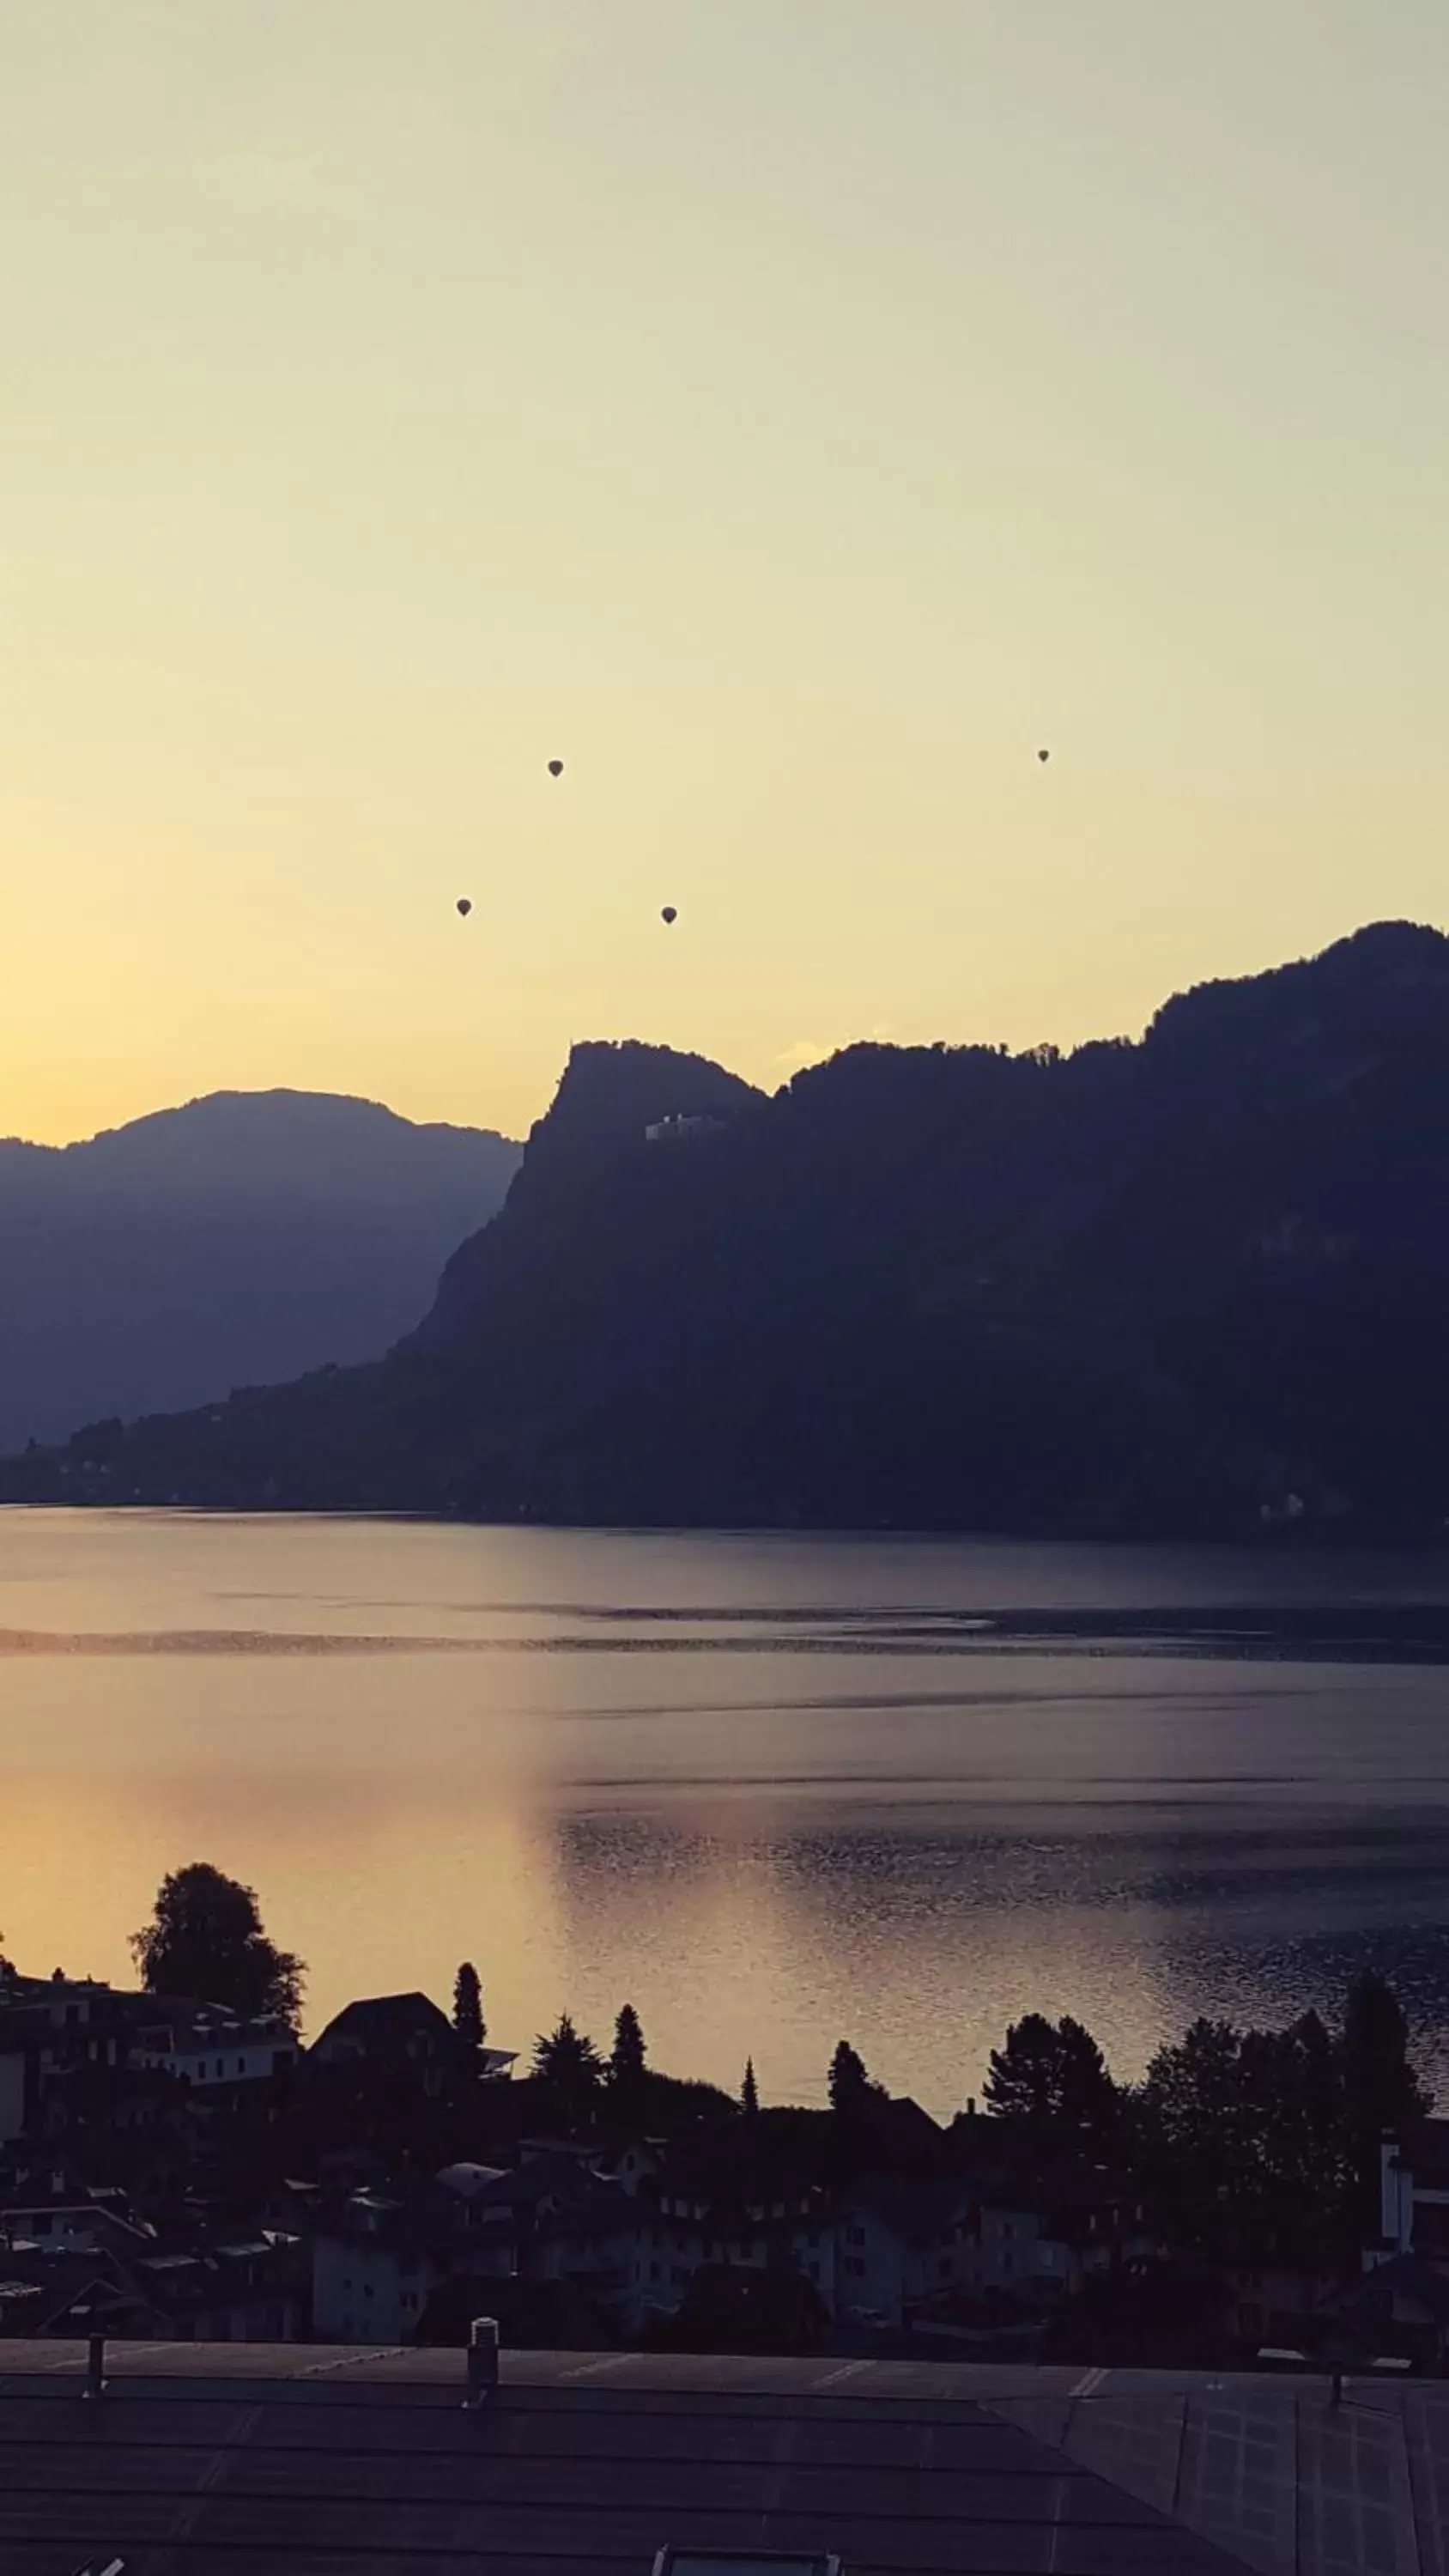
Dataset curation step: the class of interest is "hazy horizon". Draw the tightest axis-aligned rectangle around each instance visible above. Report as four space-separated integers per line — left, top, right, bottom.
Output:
5 2 1447 1145
5 908 1432 1151
1 1080 521 1155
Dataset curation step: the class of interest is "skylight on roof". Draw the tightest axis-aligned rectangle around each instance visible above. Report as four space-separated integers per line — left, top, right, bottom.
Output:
652 2555 842 2575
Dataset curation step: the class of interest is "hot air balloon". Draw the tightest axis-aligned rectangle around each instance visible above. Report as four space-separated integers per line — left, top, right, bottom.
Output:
547 759 564 777
1037 748 1050 763
456 898 472 917
661 906 677 926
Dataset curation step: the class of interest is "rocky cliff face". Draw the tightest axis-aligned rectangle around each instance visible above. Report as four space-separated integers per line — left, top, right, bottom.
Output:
8 926 1449 1537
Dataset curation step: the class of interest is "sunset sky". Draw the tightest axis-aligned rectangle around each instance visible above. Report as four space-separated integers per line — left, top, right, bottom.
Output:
3 0 1446 1145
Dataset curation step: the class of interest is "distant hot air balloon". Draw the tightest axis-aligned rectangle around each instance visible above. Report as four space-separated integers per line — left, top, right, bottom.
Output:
547 759 564 777
1037 748 1050 763
661 906 677 926
456 898 472 917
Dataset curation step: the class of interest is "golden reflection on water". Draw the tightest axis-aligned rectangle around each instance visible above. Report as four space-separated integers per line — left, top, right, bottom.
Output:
7 1511 1449 2111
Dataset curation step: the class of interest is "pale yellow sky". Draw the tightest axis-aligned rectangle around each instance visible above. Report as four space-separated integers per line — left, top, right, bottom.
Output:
3 0 1446 1145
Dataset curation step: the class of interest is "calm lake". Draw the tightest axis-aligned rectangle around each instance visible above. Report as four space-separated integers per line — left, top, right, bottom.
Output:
6 1510 1449 2114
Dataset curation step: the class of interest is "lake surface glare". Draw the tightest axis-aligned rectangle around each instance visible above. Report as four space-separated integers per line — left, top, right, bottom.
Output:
5 1510 1449 2114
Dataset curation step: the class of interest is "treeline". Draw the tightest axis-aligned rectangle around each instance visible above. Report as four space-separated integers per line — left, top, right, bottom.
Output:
524 1981 1431 2269
973 1984 1427 2262
518 1981 1429 2269
59 1863 1435 2270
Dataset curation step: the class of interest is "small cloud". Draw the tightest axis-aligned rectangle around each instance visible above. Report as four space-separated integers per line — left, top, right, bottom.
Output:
775 1022 896 1072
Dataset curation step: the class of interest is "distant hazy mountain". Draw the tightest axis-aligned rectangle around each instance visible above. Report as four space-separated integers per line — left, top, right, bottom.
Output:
0 1091 520 1448
9 925 1449 1537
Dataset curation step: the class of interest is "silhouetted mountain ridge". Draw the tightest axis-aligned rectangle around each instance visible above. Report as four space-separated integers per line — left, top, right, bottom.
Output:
8 925 1449 1534
0 1091 520 1448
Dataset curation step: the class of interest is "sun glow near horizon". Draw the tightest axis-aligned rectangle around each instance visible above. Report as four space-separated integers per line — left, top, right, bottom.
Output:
3 0 1447 1146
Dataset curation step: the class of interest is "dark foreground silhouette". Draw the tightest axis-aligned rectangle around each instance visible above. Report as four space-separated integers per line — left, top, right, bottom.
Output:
7 921 1449 1534
0 1864 1432 2369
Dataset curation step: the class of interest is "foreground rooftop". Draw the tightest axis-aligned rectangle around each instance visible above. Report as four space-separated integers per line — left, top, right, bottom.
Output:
3 2339 1443 2573
0 2341 1254 2576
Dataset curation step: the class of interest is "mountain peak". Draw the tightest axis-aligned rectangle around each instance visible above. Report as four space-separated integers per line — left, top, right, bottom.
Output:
0 1091 520 1447
508 1040 762 1206
9 923 1449 1535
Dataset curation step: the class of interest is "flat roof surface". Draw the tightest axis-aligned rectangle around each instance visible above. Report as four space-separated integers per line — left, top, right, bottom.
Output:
0 2343 1249 2576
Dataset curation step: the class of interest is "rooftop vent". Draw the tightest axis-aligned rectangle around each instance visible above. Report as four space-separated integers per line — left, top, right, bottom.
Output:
464 2315 499 2410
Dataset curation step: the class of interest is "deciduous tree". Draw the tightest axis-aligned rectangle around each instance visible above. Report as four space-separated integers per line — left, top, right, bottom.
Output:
130 1863 302 2026
1341 1970 1432 2227
828 2039 871 2117
984 2013 1119 2146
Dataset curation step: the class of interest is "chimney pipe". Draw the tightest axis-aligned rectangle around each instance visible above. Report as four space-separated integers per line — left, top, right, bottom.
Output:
84 2334 106 2401
464 2316 499 2409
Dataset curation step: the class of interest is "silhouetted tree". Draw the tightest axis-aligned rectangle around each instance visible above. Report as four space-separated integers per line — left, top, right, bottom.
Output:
1343 1969 1431 2133
1341 1970 1432 2227
130 1863 302 2026
742 2057 760 2119
828 2039 871 2117
452 1961 484 2049
984 2014 1119 2146
1141 2009 1360 2262
531 2013 604 2125
610 2003 646 2092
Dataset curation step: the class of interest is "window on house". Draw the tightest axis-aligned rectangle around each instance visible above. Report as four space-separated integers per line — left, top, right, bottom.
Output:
808 2233 819 2249
237 2057 246 2075
848 2226 865 2248
807 2262 819 2281
846 2257 865 2278
938 2257 950 2276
